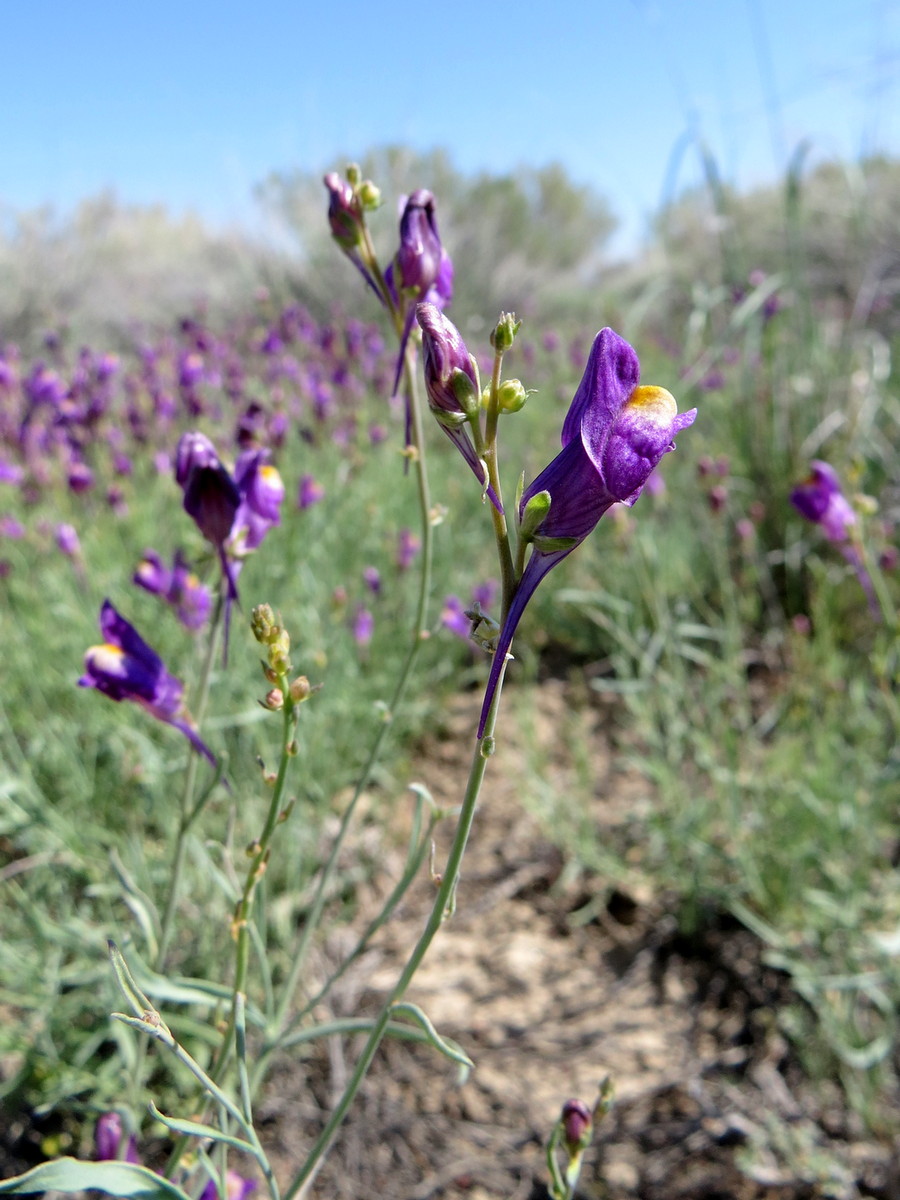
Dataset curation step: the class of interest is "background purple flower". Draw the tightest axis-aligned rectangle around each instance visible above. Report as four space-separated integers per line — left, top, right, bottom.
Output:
80 600 215 764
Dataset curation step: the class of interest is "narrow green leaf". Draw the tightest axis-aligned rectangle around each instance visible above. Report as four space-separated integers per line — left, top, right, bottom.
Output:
0 1158 192 1198
148 1101 255 1156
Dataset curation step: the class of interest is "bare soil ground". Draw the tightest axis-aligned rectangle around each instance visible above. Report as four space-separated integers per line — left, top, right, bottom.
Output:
257 683 899 1200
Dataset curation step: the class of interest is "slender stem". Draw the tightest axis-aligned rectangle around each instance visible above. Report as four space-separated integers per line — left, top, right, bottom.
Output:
266 339 434 1053
471 347 516 612
164 690 298 1182
283 660 509 1200
155 592 224 972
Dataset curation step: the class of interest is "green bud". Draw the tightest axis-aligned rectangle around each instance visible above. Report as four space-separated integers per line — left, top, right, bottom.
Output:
268 628 292 676
357 180 381 210
490 312 522 352
519 490 551 542
251 604 277 644
345 163 362 186
495 378 529 413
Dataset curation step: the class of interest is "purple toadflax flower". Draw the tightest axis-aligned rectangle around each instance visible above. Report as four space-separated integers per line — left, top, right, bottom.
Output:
175 432 284 647
80 599 215 765
790 460 856 543
95 1112 139 1164
790 460 879 615
416 302 502 512
386 190 453 311
478 327 697 736
134 549 212 631
199 1170 256 1200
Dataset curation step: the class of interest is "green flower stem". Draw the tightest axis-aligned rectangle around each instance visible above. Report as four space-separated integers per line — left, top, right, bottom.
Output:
155 590 224 972
283 660 509 1200
471 346 516 613
163 688 297 1182
265 339 435 1059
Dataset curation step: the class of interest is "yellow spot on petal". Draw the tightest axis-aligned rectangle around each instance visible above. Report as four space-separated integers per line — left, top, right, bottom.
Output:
627 385 678 422
87 643 127 674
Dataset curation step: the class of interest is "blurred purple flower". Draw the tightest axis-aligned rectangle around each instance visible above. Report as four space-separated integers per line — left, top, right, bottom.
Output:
478 328 697 736
79 600 215 765
56 522 81 557
362 566 381 595
134 549 212 631
67 459 95 493
396 528 420 571
94 1112 139 1164
352 605 374 648
297 473 325 510
0 459 23 485
0 515 24 539
198 1169 256 1200
441 595 470 639
790 461 856 543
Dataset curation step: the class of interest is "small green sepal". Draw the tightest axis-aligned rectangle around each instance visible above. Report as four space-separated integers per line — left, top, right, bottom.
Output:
452 367 480 418
532 534 580 554
519 490 552 542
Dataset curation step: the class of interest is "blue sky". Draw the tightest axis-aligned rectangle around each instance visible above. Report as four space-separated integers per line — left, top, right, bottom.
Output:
3 0 898 252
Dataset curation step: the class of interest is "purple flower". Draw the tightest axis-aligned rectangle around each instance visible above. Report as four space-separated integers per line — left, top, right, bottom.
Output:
416 303 502 512
441 595 470 639
134 549 212 631
478 328 697 736
175 432 284 599
561 1098 593 1153
176 432 242 565
396 527 420 570
790 460 878 615
790 461 856 543
385 191 454 443
362 565 381 595
352 605 374 648
79 600 215 765
229 448 285 554
323 173 380 299
0 515 24 539
324 172 364 252
56 522 81 557
95 1112 139 1164
297 473 325 510
390 190 452 305
199 1169 256 1200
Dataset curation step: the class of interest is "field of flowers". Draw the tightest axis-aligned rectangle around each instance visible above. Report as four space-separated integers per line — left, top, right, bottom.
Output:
0 157 898 1198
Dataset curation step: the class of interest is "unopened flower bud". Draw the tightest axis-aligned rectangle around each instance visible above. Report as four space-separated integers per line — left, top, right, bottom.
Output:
357 180 381 210
289 675 312 703
561 1098 593 1154
251 604 277 643
490 312 522 352
268 629 292 675
492 378 529 414
324 172 364 251
262 688 284 711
